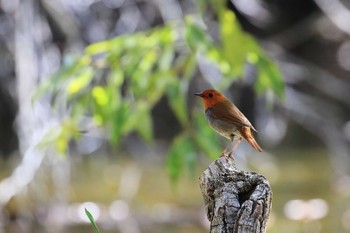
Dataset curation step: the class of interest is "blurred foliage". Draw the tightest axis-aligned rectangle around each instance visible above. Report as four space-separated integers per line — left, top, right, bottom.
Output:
35 0 284 182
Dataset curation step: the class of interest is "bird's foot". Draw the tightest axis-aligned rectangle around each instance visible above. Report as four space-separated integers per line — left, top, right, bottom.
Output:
220 151 230 162
220 151 235 162
228 151 235 160
220 147 229 157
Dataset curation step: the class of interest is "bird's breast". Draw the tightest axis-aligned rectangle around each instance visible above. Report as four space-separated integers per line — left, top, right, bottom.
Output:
205 108 241 140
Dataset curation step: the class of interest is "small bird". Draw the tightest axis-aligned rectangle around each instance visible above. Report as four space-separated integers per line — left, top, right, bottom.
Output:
195 89 262 157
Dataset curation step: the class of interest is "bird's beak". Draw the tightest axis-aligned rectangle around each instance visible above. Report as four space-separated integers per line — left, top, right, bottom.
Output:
194 92 203 97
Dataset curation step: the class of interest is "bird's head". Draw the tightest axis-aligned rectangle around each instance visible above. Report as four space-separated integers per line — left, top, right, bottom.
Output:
194 89 227 109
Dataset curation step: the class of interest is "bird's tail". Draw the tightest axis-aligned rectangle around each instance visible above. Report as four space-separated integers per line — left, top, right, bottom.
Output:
240 126 263 152
246 136 263 152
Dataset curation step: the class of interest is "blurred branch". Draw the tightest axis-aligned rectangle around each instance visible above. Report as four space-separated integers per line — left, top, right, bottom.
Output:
283 87 350 177
40 0 81 46
266 13 321 50
280 55 350 107
154 0 183 22
0 0 42 204
265 38 350 177
0 0 63 205
261 34 350 180
314 0 350 36
199 157 272 233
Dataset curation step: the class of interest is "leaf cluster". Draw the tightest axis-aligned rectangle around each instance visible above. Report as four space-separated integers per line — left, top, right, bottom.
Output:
35 1 284 182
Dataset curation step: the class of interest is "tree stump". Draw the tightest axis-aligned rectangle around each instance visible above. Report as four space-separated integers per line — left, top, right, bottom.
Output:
199 156 272 233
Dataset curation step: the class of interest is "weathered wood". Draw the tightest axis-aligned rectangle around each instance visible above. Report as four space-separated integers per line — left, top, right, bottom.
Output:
199 156 272 233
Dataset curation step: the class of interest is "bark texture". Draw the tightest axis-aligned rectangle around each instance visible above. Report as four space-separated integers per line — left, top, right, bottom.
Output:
199 157 272 233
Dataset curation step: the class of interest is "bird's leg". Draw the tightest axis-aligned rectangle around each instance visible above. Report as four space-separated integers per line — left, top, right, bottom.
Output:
220 137 234 157
220 142 231 157
228 137 242 158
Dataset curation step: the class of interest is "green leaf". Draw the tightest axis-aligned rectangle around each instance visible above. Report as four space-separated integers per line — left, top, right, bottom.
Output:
91 86 111 127
85 208 101 233
135 102 153 143
51 120 80 155
108 69 124 88
139 50 157 72
158 46 175 71
55 133 68 154
158 25 176 45
85 40 111 55
167 134 196 183
185 19 208 51
136 113 153 143
104 70 123 114
185 142 196 177
70 94 90 120
110 101 130 144
177 54 196 80
33 54 88 101
93 114 103 126
146 72 172 105
167 80 188 126
92 86 109 106
167 143 183 184
219 9 260 77
67 67 94 95
255 54 284 98
193 113 222 159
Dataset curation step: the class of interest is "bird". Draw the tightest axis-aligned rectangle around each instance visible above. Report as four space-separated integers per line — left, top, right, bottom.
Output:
195 89 262 158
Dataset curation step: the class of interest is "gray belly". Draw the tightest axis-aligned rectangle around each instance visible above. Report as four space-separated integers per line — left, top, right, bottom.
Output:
205 109 241 140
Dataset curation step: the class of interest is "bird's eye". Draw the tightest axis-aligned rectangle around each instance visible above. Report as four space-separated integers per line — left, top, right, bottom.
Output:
208 93 214 98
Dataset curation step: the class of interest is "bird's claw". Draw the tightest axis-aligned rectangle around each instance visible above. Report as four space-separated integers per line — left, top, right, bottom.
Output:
220 151 235 162
228 151 235 160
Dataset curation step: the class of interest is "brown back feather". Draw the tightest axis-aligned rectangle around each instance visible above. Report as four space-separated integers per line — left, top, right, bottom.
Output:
210 100 257 131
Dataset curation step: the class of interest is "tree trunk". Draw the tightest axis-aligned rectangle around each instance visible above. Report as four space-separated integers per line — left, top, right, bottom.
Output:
199 157 272 233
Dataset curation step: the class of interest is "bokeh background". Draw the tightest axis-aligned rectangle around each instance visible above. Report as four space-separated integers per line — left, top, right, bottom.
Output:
0 0 350 233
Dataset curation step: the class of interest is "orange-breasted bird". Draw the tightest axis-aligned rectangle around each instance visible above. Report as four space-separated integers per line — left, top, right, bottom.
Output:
195 89 262 157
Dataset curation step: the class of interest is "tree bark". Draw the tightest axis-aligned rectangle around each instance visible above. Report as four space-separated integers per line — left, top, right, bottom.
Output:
199 157 272 233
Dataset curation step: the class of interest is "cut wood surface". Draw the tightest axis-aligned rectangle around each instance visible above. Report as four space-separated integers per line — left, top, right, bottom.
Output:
199 157 272 233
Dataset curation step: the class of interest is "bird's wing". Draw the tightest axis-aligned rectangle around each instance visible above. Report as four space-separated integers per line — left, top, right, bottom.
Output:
210 100 257 131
